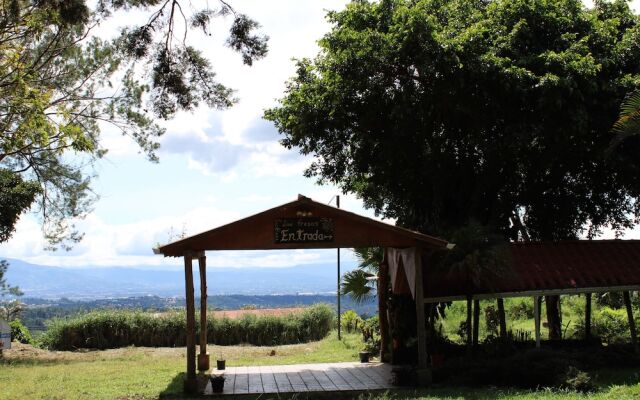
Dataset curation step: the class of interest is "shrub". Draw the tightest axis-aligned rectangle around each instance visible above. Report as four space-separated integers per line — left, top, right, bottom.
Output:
40 304 334 350
9 319 32 344
456 321 469 344
561 366 595 393
592 307 631 345
341 310 363 333
361 316 380 353
507 298 534 320
484 305 500 337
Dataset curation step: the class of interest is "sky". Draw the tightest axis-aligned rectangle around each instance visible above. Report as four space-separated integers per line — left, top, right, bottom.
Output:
1 0 640 270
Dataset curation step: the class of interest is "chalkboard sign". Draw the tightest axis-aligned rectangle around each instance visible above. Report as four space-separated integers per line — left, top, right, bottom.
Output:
274 218 334 244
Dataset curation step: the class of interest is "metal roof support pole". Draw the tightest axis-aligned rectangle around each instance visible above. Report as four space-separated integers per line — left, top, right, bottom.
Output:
623 291 638 352
198 254 210 372
337 195 341 341
533 295 541 348
183 253 198 394
414 247 431 385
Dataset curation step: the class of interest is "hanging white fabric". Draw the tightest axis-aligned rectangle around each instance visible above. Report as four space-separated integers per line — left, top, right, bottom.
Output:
387 247 418 299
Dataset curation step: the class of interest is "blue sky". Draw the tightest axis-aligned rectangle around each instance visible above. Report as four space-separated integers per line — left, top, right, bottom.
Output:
1 0 639 269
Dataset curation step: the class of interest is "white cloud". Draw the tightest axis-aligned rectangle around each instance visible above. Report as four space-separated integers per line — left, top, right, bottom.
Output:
0 199 362 269
162 133 244 174
0 206 242 267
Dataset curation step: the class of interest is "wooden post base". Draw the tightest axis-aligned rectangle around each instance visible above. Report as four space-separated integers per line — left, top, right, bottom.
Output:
415 368 432 386
198 353 210 372
183 377 199 394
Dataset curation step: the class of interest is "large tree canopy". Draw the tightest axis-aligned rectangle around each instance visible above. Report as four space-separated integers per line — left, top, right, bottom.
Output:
0 0 267 249
265 0 640 242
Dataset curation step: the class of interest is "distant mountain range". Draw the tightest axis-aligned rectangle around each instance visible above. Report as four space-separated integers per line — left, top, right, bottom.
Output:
3 258 356 299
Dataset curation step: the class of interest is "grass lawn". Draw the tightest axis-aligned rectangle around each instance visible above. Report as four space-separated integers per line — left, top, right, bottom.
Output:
0 331 363 400
1 330 639 400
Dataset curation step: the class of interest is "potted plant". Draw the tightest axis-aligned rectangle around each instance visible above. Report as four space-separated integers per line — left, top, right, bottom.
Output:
209 374 225 393
216 357 226 370
359 348 370 363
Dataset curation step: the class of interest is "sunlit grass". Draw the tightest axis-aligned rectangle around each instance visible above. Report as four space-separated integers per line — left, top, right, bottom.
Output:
0 331 363 400
1 322 639 400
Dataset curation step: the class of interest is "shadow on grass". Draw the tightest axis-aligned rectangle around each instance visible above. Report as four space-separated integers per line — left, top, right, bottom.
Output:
159 373 191 399
591 367 640 387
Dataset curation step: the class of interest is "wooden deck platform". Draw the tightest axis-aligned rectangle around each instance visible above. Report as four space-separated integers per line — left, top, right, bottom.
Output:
204 362 395 396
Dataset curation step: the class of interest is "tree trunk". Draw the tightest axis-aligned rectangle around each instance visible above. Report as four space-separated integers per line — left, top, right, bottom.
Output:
497 298 507 338
623 291 638 352
546 295 562 340
473 299 480 346
378 259 391 362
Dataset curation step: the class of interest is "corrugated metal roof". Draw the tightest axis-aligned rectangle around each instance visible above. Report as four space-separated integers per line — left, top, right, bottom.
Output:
422 240 640 301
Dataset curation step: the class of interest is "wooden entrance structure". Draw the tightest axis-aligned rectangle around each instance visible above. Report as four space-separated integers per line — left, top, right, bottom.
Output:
154 195 451 393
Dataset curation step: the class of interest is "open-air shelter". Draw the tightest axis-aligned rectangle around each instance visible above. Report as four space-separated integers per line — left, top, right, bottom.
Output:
155 195 640 395
418 240 640 348
154 194 452 393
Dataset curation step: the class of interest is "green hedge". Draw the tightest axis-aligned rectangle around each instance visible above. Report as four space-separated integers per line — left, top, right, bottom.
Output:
10 319 33 344
39 304 334 350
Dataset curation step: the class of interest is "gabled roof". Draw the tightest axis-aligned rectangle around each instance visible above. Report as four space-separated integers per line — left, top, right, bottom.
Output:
421 240 640 301
155 195 450 257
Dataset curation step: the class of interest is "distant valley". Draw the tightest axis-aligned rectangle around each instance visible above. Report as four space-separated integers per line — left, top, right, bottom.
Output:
3 258 357 299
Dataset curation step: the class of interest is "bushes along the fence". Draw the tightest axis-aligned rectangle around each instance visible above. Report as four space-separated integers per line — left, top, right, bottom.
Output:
39 304 334 350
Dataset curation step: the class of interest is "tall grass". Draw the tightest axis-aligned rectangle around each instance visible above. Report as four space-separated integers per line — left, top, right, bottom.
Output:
39 304 333 350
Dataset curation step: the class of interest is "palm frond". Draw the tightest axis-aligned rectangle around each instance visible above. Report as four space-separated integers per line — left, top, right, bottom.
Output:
610 90 640 152
352 247 383 274
341 269 375 304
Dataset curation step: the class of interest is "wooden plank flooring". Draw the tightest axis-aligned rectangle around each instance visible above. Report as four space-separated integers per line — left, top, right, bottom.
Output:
204 362 394 396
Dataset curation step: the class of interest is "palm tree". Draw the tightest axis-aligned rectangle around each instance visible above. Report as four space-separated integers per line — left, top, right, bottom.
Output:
340 247 382 303
341 247 390 361
610 90 640 151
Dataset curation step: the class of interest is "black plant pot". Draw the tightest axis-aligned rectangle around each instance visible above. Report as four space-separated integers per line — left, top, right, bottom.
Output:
210 376 225 393
217 360 226 370
359 351 370 363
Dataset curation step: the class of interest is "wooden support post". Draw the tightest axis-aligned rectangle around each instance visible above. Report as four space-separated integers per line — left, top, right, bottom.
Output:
585 293 592 341
197 254 210 372
466 295 472 349
377 250 390 362
533 295 541 348
183 254 197 393
497 298 507 338
473 299 480 347
414 248 431 386
623 291 638 352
